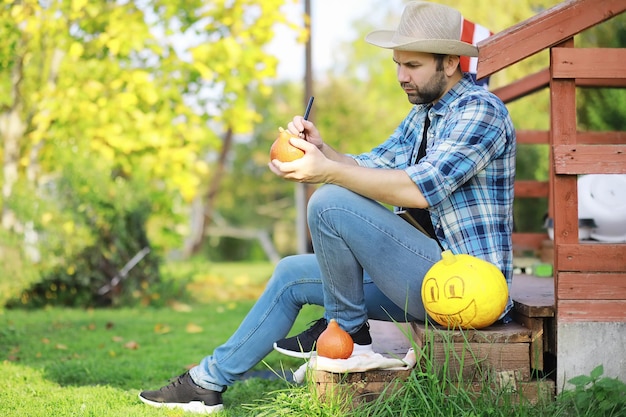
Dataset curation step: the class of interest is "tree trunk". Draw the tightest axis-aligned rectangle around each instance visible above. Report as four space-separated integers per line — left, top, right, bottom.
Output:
182 127 234 257
1 53 25 230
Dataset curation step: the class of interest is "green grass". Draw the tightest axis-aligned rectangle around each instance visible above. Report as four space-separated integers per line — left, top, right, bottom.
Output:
0 300 324 416
2 260 625 416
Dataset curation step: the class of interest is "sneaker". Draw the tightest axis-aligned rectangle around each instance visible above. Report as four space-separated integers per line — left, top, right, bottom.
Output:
273 318 328 358
139 372 224 414
350 321 374 355
273 318 373 358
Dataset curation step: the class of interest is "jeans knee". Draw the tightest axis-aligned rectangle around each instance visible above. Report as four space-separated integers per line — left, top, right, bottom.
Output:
307 184 354 226
266 254 323 307
269 256 300 287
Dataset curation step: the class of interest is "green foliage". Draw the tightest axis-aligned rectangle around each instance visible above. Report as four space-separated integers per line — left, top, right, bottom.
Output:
246 385 349 417
0 228 40 308
560 365 626 417
577 14 626 132
6 156 163 308
0 0 303 297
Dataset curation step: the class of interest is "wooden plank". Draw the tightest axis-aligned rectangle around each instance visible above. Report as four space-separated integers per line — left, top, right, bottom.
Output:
418 340 531 382
552 48 626 79
492 68 550 104
515 181 549 198
511 274 555 318
556 243 626 272
491 67 626 104
516 131 626 146
554 144 626 174
550 43 580 285
577 131 626 145
550 173 578 247
577 78 626 88
517 130 549 145
477 0 626 78
314 368 412 407
558 272 626 300
558 299 626 322
465 379 556 405
511 312 545 371
513 233 549 251
411 321 532 344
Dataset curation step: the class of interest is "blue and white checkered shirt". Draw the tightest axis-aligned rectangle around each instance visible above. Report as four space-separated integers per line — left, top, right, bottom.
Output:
353 73 516 296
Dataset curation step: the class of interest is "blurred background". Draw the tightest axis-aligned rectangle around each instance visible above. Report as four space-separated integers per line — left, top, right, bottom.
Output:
1 0 623 309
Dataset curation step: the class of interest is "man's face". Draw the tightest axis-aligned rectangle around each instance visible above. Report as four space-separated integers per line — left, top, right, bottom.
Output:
393 50 447 105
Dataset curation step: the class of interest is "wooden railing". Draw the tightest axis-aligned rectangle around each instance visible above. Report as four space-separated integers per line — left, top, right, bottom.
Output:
476 0 626 322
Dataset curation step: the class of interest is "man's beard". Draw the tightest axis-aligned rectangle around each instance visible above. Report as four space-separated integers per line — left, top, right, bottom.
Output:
403 70 447 105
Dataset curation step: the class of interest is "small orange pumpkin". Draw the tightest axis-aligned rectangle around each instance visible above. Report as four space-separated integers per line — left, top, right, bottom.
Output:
317 319 354 359
270 127 304 162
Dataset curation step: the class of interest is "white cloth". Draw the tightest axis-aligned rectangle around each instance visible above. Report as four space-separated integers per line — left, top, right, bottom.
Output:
293 348 417 384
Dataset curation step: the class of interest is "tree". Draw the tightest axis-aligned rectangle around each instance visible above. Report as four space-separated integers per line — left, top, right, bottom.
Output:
0 0 302 305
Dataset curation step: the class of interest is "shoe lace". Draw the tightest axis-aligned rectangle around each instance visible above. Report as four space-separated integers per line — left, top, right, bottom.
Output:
303 318 327 336
159 373 187 392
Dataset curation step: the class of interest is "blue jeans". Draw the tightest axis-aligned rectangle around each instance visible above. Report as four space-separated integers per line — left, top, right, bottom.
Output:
190 184 442 391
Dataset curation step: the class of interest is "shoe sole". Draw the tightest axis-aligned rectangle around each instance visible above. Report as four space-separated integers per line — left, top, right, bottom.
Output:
273 342 314 358
139 394 224 414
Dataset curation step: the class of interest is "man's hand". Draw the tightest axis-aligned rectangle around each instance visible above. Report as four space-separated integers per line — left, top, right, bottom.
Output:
268 137 330 184
287 116 323 150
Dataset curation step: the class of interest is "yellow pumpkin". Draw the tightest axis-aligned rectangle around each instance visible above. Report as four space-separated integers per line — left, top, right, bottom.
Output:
421 250 508 329
317 319 354 359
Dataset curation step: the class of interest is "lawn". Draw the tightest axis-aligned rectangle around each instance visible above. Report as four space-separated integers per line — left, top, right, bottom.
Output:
0 260 325 416
1 301 327 416
2 260 624 416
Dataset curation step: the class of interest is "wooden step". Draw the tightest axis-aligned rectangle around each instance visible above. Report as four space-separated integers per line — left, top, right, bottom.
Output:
312 272 558 407
411 321 533 382
314 367 412 408
511 273 556 372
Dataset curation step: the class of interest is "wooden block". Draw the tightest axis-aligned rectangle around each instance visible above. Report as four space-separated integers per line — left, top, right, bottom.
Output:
411 322 531 382
411 321 532 344
512 274 555 318
314 368 412 408
540 239 554 264
511 312 545 371
464 378 556 405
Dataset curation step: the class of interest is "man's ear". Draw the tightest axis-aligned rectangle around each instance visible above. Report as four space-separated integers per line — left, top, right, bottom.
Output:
444 55 461 76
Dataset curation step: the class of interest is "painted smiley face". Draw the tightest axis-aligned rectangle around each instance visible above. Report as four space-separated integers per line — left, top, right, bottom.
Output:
422 276 477 327
421 251 509 329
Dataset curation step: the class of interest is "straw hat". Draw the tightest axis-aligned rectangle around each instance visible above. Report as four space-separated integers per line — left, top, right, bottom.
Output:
365 1 478 57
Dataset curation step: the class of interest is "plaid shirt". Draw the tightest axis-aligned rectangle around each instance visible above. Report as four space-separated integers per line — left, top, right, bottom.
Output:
353 73 516 290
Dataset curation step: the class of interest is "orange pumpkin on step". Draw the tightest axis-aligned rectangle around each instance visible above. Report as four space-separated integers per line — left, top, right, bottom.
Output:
317 319 354 359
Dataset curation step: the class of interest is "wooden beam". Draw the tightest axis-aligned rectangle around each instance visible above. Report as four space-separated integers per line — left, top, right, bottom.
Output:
515 131 626 146
478 0 626 78
553 144 626 174
577 78 626 88
552 48 626 79
517 130 549 145
515 180 549 198
577 131 626 145
492 69 550 103
550 39 579 276
491 67 625 104
558 299 626 322
513 233 549 250
558 272 626 300
556 243 626 273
